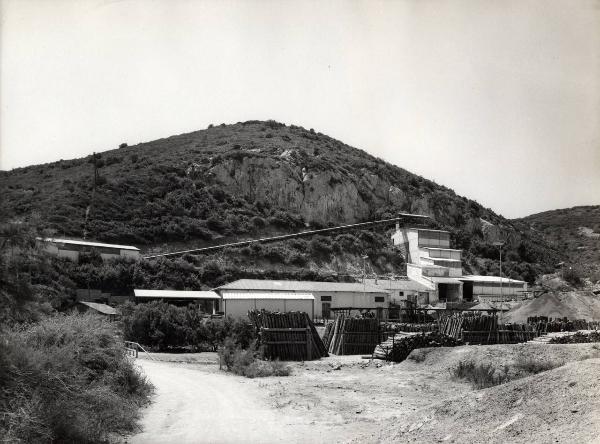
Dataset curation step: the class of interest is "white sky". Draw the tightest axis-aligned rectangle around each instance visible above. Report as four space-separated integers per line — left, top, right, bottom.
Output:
1 0 599 218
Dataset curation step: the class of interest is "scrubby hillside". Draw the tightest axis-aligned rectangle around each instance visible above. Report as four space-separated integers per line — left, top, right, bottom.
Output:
516 206 600 281
0 120 560 284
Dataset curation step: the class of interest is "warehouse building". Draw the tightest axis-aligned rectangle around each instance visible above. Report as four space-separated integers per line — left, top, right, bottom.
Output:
363 278 434 305
38 238 140 261
134 289 220 313
215 279 389 320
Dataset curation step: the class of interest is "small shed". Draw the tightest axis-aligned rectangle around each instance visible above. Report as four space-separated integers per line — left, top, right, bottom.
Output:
77 301 119 320
222 292 315 319
133 289 221 313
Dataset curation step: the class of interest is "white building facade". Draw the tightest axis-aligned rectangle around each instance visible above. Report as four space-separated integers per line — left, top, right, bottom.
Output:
38 238 140 261
215 279 390 320
392 227 527 304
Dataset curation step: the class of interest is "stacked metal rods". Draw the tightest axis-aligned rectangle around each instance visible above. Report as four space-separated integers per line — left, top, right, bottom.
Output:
527 317 600 333
324 315 381 355
384 322 438 333
248 310 327 361
372 331 463 362
439 314 539 344
438 314 466 339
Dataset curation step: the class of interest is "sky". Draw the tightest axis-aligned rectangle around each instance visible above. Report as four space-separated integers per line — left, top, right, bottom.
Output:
1 0 599 219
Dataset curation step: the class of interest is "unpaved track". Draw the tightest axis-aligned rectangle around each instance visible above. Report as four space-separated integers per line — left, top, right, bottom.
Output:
130 359 326 444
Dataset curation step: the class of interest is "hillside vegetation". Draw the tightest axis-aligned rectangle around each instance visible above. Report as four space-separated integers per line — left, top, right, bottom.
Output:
1 120 561 283
517 206 600 281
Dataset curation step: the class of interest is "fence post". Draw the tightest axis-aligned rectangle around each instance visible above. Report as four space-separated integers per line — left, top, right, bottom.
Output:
306 326 312 360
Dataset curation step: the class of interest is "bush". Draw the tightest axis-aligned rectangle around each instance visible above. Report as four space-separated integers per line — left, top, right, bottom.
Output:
451 360 509 389
122 302 257 351
219 340 291 378
0 314 152 443
514 356 563 374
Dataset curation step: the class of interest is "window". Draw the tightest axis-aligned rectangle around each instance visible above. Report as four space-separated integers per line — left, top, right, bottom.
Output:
399 291 404 296
374 296 385 303
321 295 332 302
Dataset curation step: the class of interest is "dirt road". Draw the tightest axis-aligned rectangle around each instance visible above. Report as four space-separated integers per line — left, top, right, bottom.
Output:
129 344 600 444
129 359 329 444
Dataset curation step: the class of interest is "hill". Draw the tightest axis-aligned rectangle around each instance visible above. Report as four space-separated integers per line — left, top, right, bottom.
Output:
0 120 561 290
516 206 600 281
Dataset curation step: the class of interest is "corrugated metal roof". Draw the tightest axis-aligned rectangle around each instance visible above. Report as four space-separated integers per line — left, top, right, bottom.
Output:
427 277 463 284
38 237 139 251
363 278 431 292
79 301 118 315
216 279 387 294
460 275 525 284
134 289 220 299
222 292 314 300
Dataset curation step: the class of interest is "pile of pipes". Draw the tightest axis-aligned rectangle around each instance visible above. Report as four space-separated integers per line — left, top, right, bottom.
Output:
439 315 462 339
322 315 381 355
462 323 538 344
548 331 600 344
441 314 538 344
384 322 438 333
248 310 327 361
372 331 463 362
527 317 600 333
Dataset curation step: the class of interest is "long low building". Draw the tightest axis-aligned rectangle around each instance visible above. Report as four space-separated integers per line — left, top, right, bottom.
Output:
38 238 140 261
134 289 220 312
459 275 528 302
222 291 315 319
215 279 390 320
363 278 434 305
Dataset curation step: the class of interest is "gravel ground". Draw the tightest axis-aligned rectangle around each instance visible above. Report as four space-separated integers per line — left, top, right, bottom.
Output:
128 343 600 443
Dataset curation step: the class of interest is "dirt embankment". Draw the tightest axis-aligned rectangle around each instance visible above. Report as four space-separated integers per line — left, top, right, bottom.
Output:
380 358 600 443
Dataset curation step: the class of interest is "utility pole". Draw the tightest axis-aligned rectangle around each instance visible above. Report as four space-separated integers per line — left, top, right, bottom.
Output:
493 241 504 322
83 152 99 240
362 254 368 300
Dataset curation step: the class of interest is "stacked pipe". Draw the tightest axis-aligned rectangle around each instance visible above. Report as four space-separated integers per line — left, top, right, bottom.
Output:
248 310 327 361
326 314 382 355
384 322 438 333
372 332 463 362
527 317 600 333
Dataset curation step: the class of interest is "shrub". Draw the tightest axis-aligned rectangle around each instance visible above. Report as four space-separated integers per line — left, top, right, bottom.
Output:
0 314 152 443
119 142 128 148
514 356 563 374
451 360 509 389
219 340 291 378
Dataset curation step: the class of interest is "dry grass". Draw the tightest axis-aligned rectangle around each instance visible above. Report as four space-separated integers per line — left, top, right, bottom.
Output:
0 313 153 443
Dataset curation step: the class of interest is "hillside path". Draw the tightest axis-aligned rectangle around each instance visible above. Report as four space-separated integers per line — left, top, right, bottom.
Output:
128 359 325 444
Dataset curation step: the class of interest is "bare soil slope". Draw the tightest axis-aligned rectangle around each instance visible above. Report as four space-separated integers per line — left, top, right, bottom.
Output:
381 358 600 443
504 291 600 323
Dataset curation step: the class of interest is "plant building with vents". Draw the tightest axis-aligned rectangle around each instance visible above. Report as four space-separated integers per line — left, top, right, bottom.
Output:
215 279 389 320
392 227 527 304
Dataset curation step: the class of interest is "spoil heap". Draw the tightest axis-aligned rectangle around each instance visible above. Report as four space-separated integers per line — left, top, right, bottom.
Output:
504 291 600 323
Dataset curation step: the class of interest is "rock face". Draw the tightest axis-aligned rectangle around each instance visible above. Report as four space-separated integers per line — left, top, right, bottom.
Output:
209 156 388 225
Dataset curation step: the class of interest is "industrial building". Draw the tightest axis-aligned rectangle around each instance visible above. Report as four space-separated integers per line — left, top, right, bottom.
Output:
363 278 434 305
38 238 140 261
133 289 220 313
215 279 389 320
392 226 527 304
